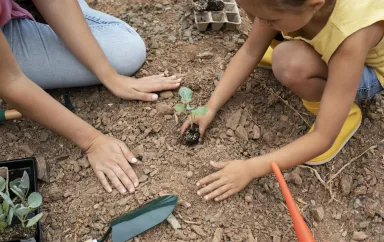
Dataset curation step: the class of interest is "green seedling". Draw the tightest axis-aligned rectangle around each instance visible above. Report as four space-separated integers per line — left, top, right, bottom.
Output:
174 87 208 145
0 171 43 230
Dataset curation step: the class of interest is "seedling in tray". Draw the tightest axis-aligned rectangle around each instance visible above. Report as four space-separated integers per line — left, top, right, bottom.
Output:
174 87 208 145
0 170 43 241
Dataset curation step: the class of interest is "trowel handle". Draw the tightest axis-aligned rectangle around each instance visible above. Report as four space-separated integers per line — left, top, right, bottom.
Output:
0 109 22 122
84 239 97 242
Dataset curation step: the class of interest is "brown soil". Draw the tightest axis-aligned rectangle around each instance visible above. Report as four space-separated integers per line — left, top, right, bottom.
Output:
0 1 383 241
0 224 36 241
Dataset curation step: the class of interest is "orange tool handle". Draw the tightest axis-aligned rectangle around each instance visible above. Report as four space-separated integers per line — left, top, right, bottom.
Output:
271 162 315 242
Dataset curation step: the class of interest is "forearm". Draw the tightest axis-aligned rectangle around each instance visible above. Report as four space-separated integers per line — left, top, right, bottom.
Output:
207 47 262 111
0 77 101 151
208 20 277 111
247 131 332 177
32 0 116 82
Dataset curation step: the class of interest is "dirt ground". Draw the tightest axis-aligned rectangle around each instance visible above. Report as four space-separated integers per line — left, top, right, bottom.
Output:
1 0 384 241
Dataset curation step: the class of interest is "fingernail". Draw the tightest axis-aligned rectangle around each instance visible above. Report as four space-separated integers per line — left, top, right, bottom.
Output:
129 188 135 193
134 182 139 187
197 191 200 195
132 157 138 163
204 196 209 200
196 182 200 186
176 83 180 86
152 94 158 100
108 188 112 193
122 188 127 194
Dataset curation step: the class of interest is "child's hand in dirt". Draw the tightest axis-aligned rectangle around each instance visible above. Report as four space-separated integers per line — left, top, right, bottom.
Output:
196 160 255 201
180 107 217 136
104 73 181 101
86 134 139 194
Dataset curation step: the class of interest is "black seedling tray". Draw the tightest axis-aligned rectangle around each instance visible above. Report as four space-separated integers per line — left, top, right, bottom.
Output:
0 157 42 242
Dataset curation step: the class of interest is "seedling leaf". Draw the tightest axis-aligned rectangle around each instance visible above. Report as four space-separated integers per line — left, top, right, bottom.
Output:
0 192 14 207
191 106 208 116
10 185 24 201
174 104 186 113
3 201 9 215
179 87 193 103
26 212 43 227
0 177 5 192
0 214 5 222
20 171 30 191
28 192 42 209
0 221 7 230
15 204 30 217
7 208 13 225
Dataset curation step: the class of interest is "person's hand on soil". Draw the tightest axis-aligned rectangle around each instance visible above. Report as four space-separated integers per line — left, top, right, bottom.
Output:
180 107 217 136
86 134 139 194
104 73 182 101
196 160 254 201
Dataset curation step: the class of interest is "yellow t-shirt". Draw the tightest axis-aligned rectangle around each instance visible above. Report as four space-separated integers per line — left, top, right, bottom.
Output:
281 0 384 86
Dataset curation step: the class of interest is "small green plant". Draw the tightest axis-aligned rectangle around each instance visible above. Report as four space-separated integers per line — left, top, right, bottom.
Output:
174 87 208 128
0 171 43 230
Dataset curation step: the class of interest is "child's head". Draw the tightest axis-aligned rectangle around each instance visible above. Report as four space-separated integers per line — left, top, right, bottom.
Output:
245 0 328 32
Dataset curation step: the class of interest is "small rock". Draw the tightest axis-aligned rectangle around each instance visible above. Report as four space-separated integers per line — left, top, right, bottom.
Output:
152 123 162 133
132 145 145 157
272 233 281 242
342 230 347 237
226 129 235 137
358 221 370 229
280 115 289 122
196 51 214 59
6 132 18 141
150 170 158 177
117 197 130 206
247 229 257 242
168 35 177 43
93 223 104 231
186 171 193 178
235 126 248 141
155 3 163 10
19 145 34 156
354 186 367 196
354 198 363 209
78 158 90 168
149 109 157 117
156 103 173 115
160 91 174 99
191 225 206 236
311 206 325 222
40 131 49 142
340 174 353 195
138 175 148 183
226 110 242 130
252 125 261 139
290 168 302 185
47 185 63 202
245 195 252 202
144 169 151 175
212 228 223 242
352 231 368 241
166 213 181 230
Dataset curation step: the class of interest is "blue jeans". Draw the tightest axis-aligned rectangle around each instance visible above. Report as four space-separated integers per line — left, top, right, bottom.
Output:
356 66 384 101
0 0 146 89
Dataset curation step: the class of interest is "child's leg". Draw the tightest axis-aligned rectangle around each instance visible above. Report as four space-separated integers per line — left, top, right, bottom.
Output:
272 40 328 102
0 0 146 89
271 40 363 165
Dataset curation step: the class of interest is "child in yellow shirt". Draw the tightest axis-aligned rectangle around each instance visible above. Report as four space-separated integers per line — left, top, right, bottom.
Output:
181 0 384 201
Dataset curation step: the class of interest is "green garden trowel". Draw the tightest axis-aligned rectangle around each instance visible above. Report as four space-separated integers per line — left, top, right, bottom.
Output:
85 195 178 242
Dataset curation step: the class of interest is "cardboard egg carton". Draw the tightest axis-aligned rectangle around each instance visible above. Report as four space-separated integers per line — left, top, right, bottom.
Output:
194 0 241 31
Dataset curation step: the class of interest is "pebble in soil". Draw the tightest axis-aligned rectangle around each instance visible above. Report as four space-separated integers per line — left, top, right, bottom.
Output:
183 123 200 146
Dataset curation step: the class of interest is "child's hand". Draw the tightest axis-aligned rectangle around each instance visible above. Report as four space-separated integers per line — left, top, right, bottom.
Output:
196 160 255 201
180 107 217 136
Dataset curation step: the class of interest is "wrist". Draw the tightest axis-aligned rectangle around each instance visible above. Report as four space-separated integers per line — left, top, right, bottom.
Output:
95 64 118 85
77 128 103 152
207 100 220 114
246 157 272 179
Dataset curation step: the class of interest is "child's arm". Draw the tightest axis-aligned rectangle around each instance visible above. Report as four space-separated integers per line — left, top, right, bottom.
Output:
207 20 277 112
0 32 139 194
180 19 277 135
196 22 384 201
